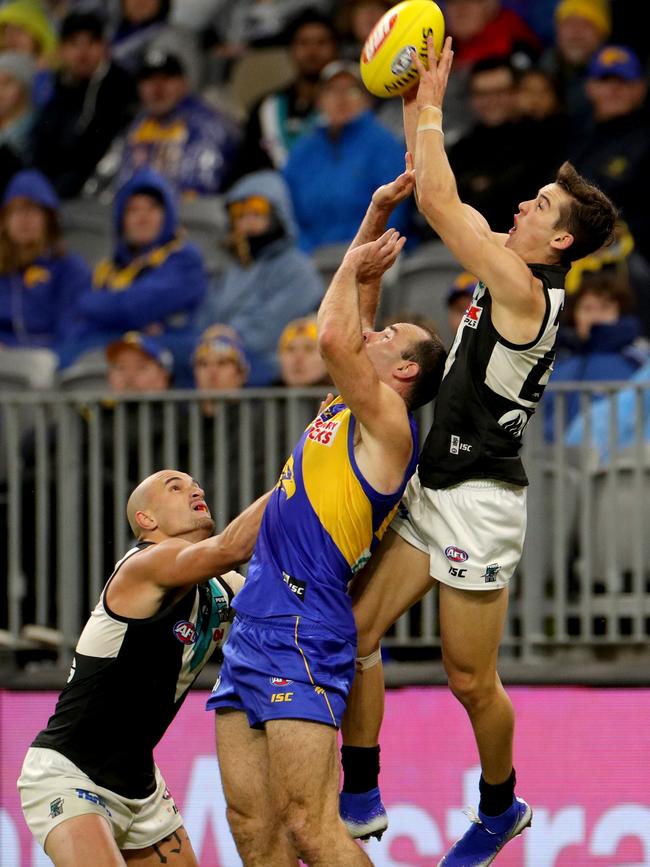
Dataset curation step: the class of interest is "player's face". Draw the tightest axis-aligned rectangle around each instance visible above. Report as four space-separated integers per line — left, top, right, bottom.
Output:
505 183 571 257
151 471 214 538
363 322 426 383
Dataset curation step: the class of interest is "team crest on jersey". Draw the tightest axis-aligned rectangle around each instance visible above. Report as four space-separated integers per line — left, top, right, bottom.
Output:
49 797 64 818
308 414 341 447
463 304 483 329
498 409 529 438
173 620 197 645
277 455 296 499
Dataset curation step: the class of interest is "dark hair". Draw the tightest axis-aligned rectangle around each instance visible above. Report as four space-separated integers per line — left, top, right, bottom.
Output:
60 11 106 42
285 9 338 44
554 162 618 264
402 326 447 411
574 269 634 314
469 55 515 83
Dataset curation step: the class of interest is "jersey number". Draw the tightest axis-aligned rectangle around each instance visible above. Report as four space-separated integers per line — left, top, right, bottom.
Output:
518 350 555 403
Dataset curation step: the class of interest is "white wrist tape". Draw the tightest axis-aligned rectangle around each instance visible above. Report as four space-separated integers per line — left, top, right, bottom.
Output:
417 123 444 134
356 647 382 670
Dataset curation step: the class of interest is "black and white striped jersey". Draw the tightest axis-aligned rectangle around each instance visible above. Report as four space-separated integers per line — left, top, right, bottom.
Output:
419 263 568 489
32 543 235 798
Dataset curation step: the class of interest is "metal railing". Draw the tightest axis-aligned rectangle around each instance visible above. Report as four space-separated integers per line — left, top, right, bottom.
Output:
1 384 649 671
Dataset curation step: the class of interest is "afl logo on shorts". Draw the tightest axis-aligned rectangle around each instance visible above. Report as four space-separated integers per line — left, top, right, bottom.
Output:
270 677 292 686
173 620 197 645
445 546 469 563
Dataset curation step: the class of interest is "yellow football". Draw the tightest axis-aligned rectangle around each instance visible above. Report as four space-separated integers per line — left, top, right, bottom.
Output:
360 0 445 98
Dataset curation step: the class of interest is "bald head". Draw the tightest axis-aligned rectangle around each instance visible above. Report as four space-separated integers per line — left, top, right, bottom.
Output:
126 471 165 537
126 470 213 540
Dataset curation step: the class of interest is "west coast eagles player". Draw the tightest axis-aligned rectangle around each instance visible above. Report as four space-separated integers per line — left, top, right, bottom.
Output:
339 36 618 867
19 470 269 866
207 175 447 866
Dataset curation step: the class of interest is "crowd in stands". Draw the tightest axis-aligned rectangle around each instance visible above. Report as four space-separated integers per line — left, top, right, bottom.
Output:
0 0 648 463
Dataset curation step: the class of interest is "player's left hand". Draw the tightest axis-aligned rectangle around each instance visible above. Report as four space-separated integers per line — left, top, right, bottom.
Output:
345 229 406 282
410 35 453 111
372 163 415 211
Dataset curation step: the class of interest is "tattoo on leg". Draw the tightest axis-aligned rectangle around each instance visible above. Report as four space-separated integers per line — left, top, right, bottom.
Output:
152 830 183 863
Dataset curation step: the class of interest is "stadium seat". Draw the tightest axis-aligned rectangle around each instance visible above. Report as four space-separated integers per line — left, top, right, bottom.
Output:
57 349 109 391
0 348 57 390
310 242 350 288
590 445 650 591
61 198 112 267
228 47 294 113
380 241 463 345
179 197 232 276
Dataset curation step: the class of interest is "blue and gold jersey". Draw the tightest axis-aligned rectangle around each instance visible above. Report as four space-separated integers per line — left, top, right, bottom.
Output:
233 398 418 641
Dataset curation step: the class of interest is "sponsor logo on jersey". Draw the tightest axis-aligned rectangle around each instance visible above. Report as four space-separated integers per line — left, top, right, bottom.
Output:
270 677 293 686
463 304 483 329
49 797 64 818
482 563 502 583
498 408 529 438
173 620 197 645
308 415 342 446
282 571 306 601
448 566 467 578
450 434 472 455
271 692 294 702
74 789 112 817
445 546 469 563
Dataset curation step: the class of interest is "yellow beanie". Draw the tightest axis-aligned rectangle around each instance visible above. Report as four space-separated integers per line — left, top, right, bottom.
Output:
555 0 612 38
0 0 57 59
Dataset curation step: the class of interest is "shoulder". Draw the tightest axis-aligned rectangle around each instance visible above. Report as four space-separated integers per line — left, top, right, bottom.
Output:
53 252 92 278
170 240 206 267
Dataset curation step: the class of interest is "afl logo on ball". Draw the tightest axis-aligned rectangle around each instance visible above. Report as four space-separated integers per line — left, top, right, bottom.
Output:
445 546 469 563
173 620 197 644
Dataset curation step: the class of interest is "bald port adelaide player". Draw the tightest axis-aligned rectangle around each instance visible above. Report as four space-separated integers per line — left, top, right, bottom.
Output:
18 471 269 867
338 35 618 866
206 174 447 866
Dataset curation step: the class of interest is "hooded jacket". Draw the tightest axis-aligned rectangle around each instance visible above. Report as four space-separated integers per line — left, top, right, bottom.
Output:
544 316 649 440
0 170 91 352
197 170 323 385
283 111 409 253
63 169 207 378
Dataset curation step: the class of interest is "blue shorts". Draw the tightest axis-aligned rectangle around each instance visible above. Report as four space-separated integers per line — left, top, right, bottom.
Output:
206 613 356 728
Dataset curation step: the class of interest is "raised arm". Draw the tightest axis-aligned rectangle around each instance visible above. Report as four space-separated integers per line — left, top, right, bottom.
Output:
409 37 544 324
347 168 415 329
317 232 412 457
122 491 271 590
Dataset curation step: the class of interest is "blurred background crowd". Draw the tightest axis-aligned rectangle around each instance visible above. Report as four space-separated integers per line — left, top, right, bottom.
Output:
0 0 648 435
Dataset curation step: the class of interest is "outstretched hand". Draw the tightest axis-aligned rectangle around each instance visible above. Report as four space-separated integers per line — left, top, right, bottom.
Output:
344 229 406 283
371 165 415 211
410 35 454 111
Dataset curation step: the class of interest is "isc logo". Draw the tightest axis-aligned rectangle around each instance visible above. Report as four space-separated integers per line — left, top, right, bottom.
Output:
271 693 294 703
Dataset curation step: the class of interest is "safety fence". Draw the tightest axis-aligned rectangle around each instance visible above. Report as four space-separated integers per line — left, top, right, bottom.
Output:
0 383 649 671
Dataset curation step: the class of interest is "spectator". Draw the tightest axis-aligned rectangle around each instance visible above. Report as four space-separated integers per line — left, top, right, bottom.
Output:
283 59 409 252
544 271 649 440
117 46 240 196
231 9 338 177
440 0 541 142
540 0 611 129
278 315 331 387
197 169 323 385
0 0 57 108
565 357 650 463
105 329 173 391
188 329 265 523
110 0 171 74
29 11 137 199
0 169 91 356
0 52 34 189
447 56 556 233
61 169 207 385
516 66 568 168
446 271 476 336
336 0 392 60
570 45 650 263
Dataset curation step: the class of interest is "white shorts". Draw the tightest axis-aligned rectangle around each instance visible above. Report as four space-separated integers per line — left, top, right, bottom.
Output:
391 474 527 590
18 747 184 851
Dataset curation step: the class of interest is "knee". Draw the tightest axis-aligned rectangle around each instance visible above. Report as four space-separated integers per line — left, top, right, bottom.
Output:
280 800 324 860
446 667 498 713
226 804 269 849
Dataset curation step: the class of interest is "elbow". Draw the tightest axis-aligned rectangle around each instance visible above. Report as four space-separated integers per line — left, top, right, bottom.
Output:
317 325 341 359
